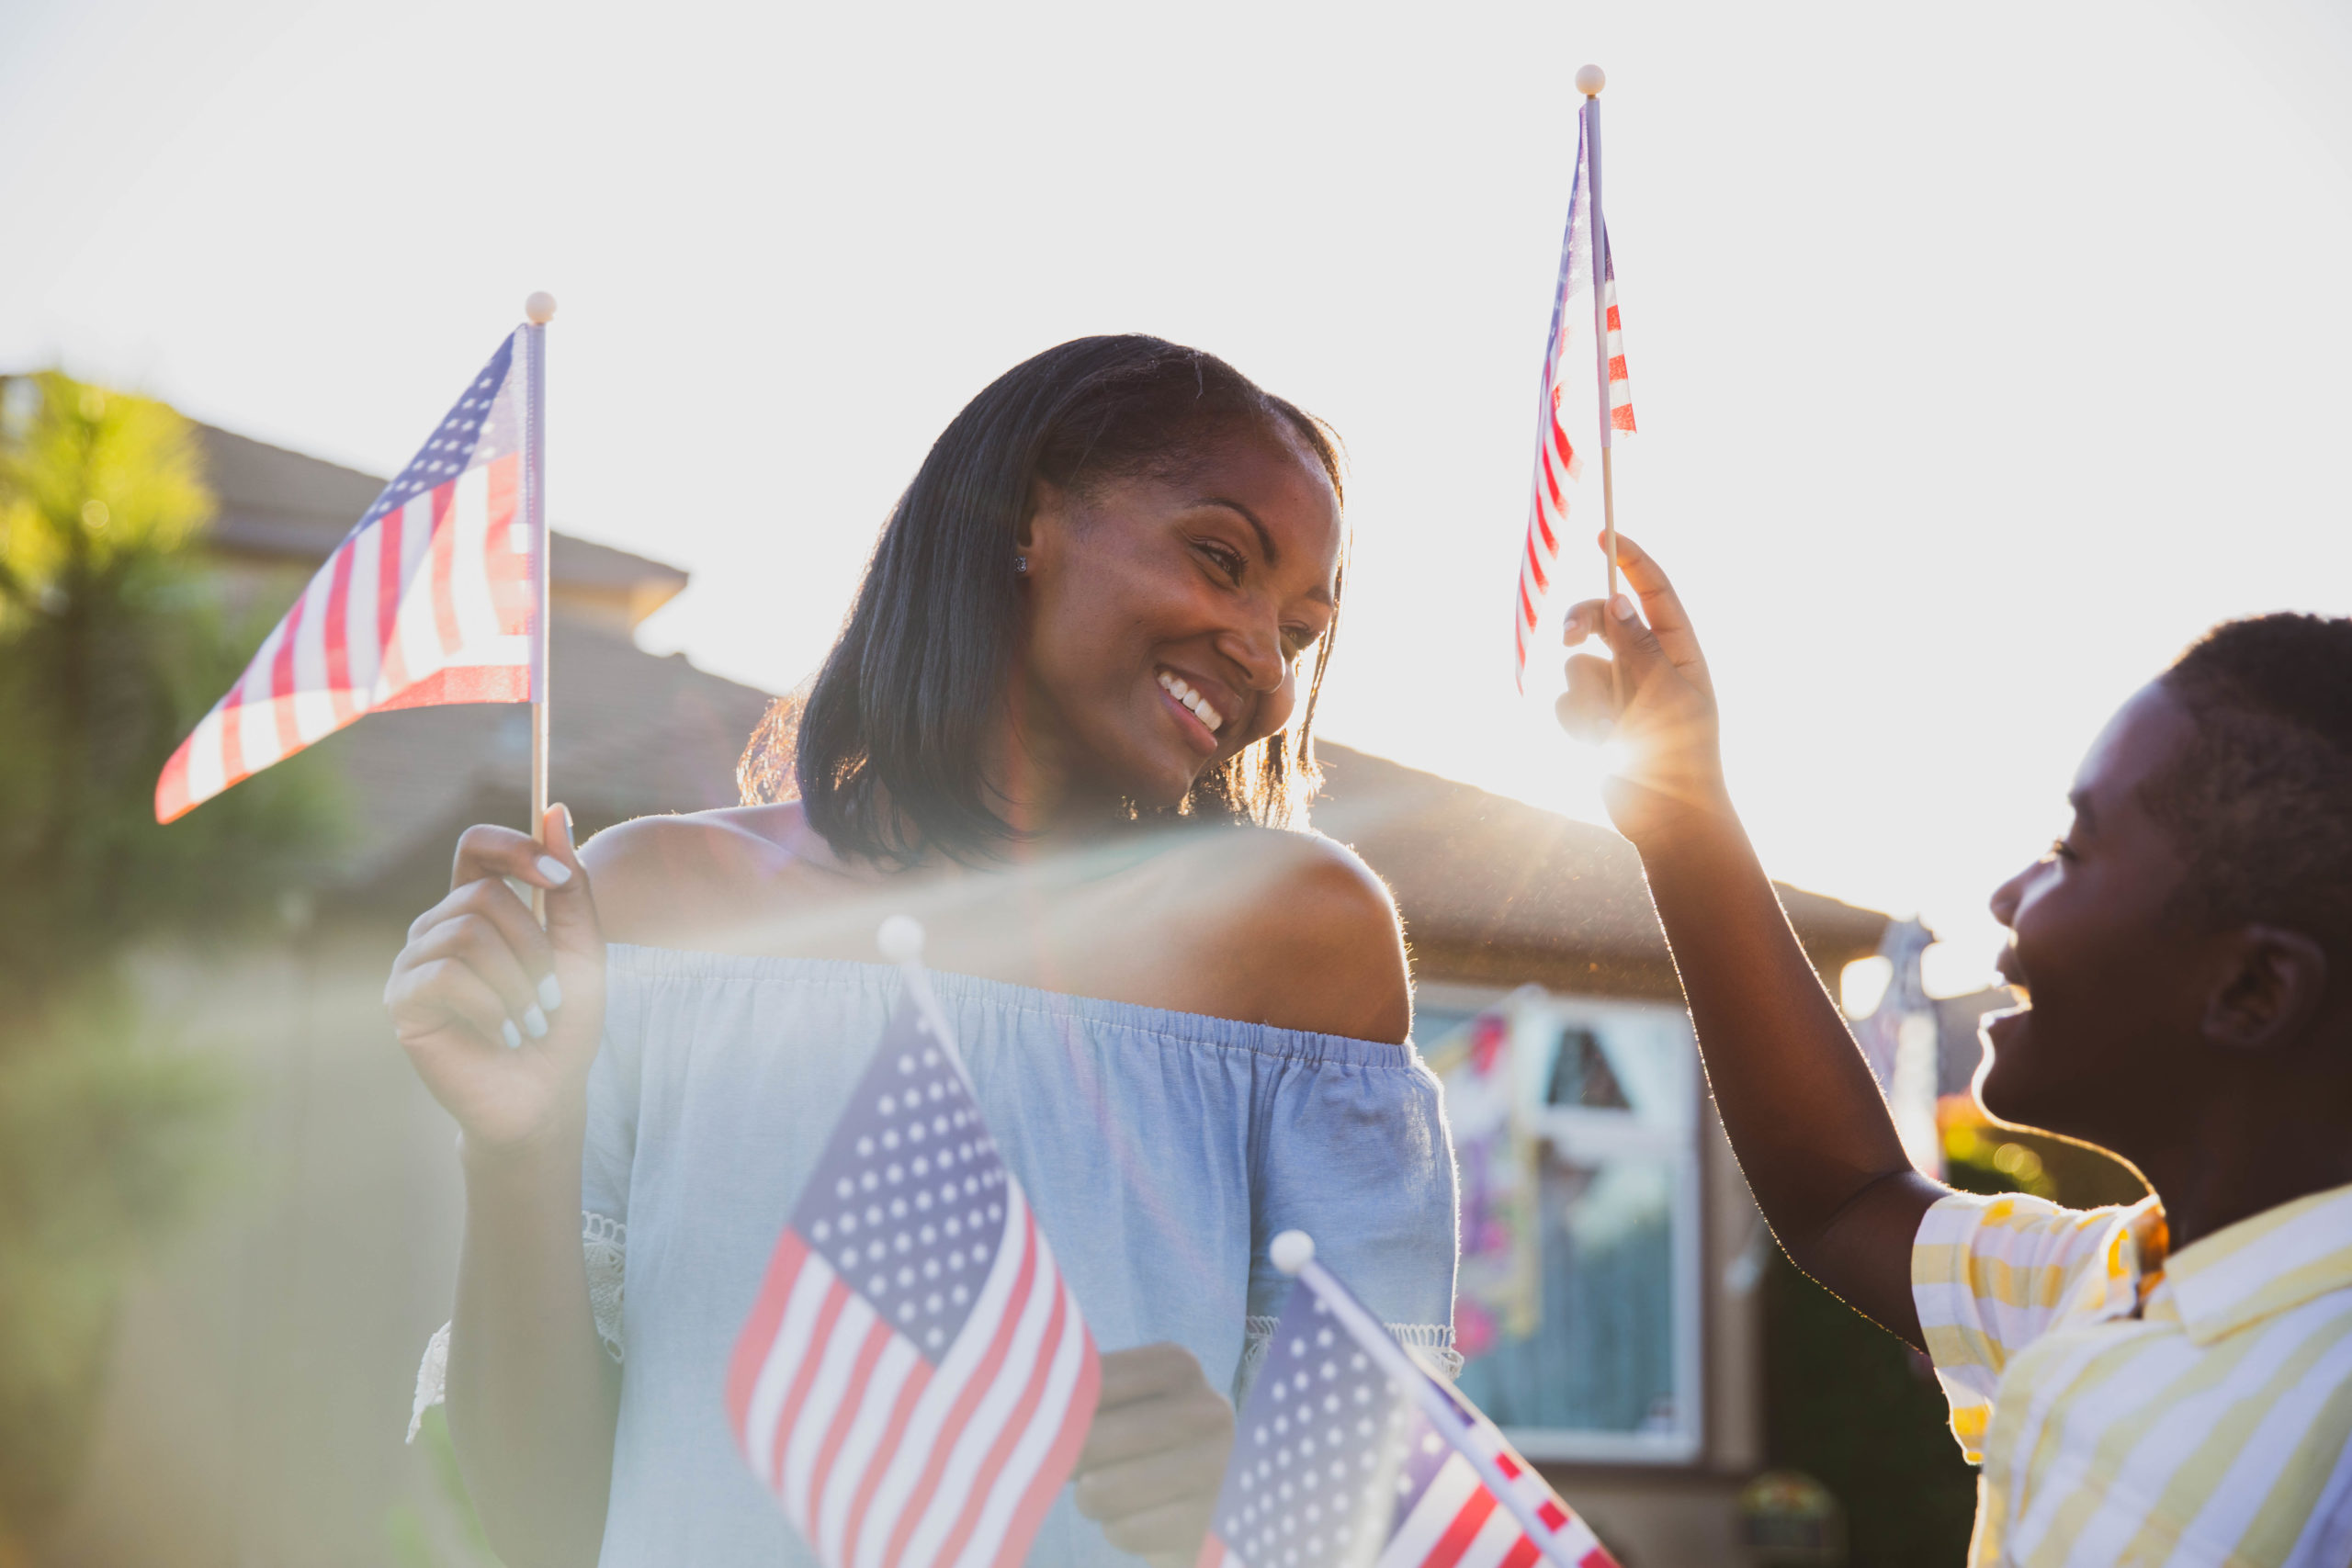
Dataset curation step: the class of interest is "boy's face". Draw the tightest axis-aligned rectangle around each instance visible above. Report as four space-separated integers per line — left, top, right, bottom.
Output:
1978 683 2206 1146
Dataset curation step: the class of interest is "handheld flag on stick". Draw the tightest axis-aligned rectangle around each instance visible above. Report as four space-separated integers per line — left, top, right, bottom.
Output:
726 918 1100 1568
1196 1232 1620 1568
1512 64 1637 690
155 294 559 835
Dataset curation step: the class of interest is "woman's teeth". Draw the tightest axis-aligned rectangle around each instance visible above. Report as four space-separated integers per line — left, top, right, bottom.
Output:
1157 671 1224 733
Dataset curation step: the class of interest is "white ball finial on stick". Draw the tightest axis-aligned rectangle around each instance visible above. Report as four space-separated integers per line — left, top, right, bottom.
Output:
1574 63 1606 96
1270 1230 1316 1275
877 915 926 966
524 291 558 324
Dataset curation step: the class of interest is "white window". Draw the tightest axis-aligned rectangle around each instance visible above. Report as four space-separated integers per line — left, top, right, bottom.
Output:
1417 983 1704 1463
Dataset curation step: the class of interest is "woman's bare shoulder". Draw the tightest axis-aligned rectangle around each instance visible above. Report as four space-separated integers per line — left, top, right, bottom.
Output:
1174 825 1411 1043
580 803 805 947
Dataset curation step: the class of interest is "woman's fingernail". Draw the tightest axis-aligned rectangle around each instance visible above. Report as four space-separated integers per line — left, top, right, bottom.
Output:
536 855 572 886
500 1019 523 1050
539 973 564 1011
1611 593 1636 622
523 1004 549 1040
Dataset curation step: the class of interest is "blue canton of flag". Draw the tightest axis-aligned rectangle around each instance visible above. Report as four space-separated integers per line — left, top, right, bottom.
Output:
728 997 1100 1568
1198 1280 1620 1568
359 336 523 532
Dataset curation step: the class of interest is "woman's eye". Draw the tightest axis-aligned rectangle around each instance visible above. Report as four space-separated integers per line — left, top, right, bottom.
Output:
1195 541 1245 584
1282 626 1318 659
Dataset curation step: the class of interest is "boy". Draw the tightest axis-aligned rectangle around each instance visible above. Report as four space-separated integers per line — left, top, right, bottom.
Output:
1556 537 2351 1565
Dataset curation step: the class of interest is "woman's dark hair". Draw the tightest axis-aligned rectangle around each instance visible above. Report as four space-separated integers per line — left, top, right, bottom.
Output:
738 334 1347 863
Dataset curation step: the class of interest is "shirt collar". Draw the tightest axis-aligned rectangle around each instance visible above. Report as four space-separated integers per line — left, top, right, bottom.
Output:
2077 1195 2169 1325
2158 1183 2352 1347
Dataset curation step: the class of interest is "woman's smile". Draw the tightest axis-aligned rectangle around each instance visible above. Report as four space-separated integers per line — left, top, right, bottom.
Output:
1156 667 1228 753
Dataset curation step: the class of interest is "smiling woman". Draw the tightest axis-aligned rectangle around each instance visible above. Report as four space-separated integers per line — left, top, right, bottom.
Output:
763 335 1347 861
382 336 1457 1568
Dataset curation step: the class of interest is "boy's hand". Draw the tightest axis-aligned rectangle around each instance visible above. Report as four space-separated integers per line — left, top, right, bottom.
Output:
1557 533 1735 851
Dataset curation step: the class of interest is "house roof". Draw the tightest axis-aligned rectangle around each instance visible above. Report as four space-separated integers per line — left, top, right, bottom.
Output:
195 400 1884 988
295 615 775 912
1312 741 1888 997
311 716 1884 997
196 424 689 625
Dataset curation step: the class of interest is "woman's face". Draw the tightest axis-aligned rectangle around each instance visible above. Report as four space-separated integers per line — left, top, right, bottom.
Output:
1015 423 1342 811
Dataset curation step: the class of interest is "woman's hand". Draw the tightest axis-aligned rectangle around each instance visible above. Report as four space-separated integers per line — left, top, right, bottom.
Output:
1555 533 1734 852
1071 1344 1235 1568
384 804 606 1157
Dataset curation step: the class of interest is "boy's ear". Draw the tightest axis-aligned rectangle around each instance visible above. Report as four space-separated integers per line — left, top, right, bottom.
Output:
2201 925 2330 1052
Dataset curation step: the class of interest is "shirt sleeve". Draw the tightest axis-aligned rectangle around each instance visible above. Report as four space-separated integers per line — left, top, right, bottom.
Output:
1243 1046 1460 1402
581 947 641 1229
579 946 646 1363
1910 1190 2148 1462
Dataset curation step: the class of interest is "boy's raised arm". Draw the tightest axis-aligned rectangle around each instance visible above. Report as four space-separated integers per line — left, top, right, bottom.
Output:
1556 537 1944 1348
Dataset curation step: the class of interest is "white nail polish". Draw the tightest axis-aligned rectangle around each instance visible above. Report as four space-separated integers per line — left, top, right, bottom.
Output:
500 1019 523 1050
1611 593 1636 622
539 974 564 1011
536 855 572 886
523 1005 548 1039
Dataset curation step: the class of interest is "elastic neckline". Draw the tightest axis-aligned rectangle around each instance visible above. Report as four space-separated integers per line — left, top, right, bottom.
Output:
605 943 1424 1069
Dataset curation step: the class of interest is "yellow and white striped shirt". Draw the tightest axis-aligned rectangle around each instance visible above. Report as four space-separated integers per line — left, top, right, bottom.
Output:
1913 1182 2352 1566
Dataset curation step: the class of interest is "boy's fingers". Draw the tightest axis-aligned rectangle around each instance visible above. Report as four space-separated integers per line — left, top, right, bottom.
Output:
1555 654 1618 740
1561 598 1609 647
1602 533 1708 682
1601 592 1671 686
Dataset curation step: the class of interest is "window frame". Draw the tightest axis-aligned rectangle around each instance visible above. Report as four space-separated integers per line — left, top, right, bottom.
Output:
1417 982 1707 1465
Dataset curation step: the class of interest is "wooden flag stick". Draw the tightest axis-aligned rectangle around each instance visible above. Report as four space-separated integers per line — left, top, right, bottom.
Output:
1577 66 1624 707
524 290 556 921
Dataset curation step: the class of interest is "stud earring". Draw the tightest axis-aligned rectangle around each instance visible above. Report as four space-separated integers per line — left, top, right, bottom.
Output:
1013 555 1029 576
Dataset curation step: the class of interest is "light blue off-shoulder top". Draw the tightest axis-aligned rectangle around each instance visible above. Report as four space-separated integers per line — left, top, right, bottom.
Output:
579 944 1458 1568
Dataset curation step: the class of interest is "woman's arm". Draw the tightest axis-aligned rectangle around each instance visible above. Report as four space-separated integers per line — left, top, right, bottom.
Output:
1556 538 1943 1346
384 808 617 1566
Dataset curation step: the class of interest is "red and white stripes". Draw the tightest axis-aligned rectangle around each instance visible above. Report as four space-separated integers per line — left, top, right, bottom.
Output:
726 1183 1099 1568
156 330 540 823
1374 1445 1615 1568
1511 110 1636 691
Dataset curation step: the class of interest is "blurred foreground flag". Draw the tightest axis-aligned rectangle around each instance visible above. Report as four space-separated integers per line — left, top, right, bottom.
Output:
1200 1252 1619 1568
727 997 1099 1568
155 332 541 822
1512 106 1637 688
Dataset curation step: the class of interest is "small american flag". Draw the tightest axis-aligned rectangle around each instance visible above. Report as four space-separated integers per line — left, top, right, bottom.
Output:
726 998 1099 1568
1198 1278 1617 1568
155 332 540 822
1512 108 1637 690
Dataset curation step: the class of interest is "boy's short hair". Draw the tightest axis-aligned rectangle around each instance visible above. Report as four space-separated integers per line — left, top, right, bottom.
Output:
2152 613 2352 961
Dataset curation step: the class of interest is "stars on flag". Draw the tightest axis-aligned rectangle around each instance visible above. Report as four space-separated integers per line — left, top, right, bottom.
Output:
154 327 543 823
726 998 1099 1568
1511 107 1637 690
797 1036 1009 1355
1198 1269 1622 1568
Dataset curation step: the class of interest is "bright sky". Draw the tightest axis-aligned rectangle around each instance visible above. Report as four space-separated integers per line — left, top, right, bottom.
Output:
6 0 2348 996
